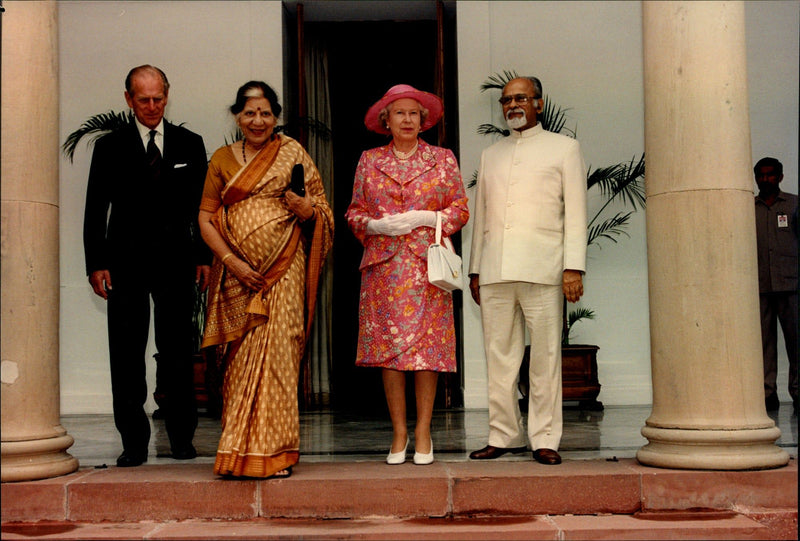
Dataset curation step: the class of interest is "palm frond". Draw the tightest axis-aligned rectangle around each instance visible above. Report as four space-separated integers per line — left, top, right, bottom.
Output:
564 307 596 344
62 110 133 163
614 154 646 209
587 211 634 247
477 123 510 137
586 163 626 191
590 154 646 209
587 154 646 237
540 97 575 137
223 127 244 146
480 70 519 92
467 170 478 189
568 307 596 328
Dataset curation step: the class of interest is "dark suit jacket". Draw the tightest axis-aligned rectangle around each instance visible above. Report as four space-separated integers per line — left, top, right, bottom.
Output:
83 121 211 276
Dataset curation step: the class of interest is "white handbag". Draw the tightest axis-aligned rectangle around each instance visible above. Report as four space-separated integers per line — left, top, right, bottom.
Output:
427 212 463 292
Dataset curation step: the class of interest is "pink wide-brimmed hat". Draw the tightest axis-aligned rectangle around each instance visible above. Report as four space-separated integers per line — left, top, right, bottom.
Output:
364 84 444 135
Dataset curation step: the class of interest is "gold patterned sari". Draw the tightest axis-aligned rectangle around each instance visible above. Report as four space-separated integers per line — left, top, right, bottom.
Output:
201 135 333 478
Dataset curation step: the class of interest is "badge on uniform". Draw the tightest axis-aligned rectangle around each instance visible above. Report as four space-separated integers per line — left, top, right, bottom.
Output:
778 214 789 228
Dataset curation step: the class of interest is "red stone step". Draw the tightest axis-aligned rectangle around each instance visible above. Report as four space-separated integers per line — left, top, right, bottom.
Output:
2 512 796 540
2 459 796 539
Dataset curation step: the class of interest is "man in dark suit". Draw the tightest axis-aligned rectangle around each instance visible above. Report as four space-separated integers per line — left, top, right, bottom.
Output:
83 65 210 467
754 157 798 414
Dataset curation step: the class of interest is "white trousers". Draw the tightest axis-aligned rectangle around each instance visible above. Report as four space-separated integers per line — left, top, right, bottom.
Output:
480 282 563 451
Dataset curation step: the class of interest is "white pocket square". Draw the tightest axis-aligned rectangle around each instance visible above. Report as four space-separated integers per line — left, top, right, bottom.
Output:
173 163 188 169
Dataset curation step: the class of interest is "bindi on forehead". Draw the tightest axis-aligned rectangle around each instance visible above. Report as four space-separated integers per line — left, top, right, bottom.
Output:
244 99 271 111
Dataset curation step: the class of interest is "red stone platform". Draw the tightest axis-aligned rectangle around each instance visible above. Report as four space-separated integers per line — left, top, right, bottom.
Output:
2 458 797 539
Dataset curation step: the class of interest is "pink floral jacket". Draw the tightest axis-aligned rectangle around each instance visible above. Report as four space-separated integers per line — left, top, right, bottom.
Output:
346 140 469 270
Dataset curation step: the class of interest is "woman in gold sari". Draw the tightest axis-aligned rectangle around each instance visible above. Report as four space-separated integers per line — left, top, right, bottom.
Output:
198 81 333 479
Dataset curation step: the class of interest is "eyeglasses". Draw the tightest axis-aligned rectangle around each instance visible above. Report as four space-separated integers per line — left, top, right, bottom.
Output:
498 94 539 106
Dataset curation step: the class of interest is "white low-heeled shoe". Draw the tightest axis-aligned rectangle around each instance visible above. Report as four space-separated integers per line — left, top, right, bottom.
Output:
386 437 409 465
413 439 434 465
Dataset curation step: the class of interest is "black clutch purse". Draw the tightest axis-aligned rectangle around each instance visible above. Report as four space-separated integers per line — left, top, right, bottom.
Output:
290 163 305 197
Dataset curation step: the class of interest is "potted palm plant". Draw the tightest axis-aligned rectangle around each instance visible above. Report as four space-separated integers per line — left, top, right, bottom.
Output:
471 71 646 411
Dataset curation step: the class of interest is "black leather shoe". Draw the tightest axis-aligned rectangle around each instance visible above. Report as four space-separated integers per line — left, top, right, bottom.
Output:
533 448 562 465
171 445 197 460
116 451 147 467
469 445 527 460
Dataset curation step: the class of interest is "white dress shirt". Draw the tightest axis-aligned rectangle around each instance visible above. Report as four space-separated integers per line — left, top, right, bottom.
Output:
134 118 164 155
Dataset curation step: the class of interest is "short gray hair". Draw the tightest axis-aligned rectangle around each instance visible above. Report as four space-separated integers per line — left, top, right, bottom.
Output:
525 76 543 99
125 65 170 95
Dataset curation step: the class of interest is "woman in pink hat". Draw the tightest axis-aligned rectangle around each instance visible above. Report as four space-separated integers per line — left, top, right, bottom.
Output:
345 84 469 465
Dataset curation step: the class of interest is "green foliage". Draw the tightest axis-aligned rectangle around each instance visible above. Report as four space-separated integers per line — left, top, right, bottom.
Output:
588 155 646 210
564 307 596 346
540 97 575 138
62 110 134 163
479 70 519 92
477 123 509 137
587 211 635 247
586 154 646 248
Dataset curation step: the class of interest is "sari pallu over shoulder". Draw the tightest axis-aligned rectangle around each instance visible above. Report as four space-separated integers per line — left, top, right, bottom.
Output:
201 136 332 354
202 136 297 350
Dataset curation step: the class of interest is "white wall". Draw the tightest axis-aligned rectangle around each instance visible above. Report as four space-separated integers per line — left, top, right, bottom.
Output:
747 1 799 187
457 1 799 408
458 1 650 407
58 1 284 413
745 0 799 405
58 1 798 413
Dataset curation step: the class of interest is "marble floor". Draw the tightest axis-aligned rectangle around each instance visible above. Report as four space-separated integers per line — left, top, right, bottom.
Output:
61 403 798 467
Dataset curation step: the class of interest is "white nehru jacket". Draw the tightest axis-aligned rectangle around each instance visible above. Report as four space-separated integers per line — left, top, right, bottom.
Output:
469 123 587 285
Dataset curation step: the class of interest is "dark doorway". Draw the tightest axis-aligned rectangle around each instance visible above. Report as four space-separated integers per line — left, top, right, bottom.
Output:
292 14 462 412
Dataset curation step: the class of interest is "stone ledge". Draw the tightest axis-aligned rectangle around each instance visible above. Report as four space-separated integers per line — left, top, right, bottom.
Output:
1 458 796 524
2 512 796 541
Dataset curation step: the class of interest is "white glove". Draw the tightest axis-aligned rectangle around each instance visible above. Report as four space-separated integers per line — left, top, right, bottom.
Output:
366 215 412 236
366 210 437 236
398 210 437 229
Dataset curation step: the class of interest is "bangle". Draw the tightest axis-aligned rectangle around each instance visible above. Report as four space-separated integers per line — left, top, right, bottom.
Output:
301 207 316 223
221 253 234 264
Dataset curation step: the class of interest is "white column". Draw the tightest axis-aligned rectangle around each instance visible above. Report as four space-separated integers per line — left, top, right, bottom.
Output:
637 1 788 470
1 0 79 482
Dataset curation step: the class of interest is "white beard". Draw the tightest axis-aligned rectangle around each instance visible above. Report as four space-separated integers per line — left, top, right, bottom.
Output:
505 109 527 130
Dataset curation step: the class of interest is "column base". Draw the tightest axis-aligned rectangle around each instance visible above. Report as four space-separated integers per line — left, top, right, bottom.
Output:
1 434 79 482
637 426 789 470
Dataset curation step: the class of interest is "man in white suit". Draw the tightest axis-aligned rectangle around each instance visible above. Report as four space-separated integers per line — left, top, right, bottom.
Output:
468 76 587 465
